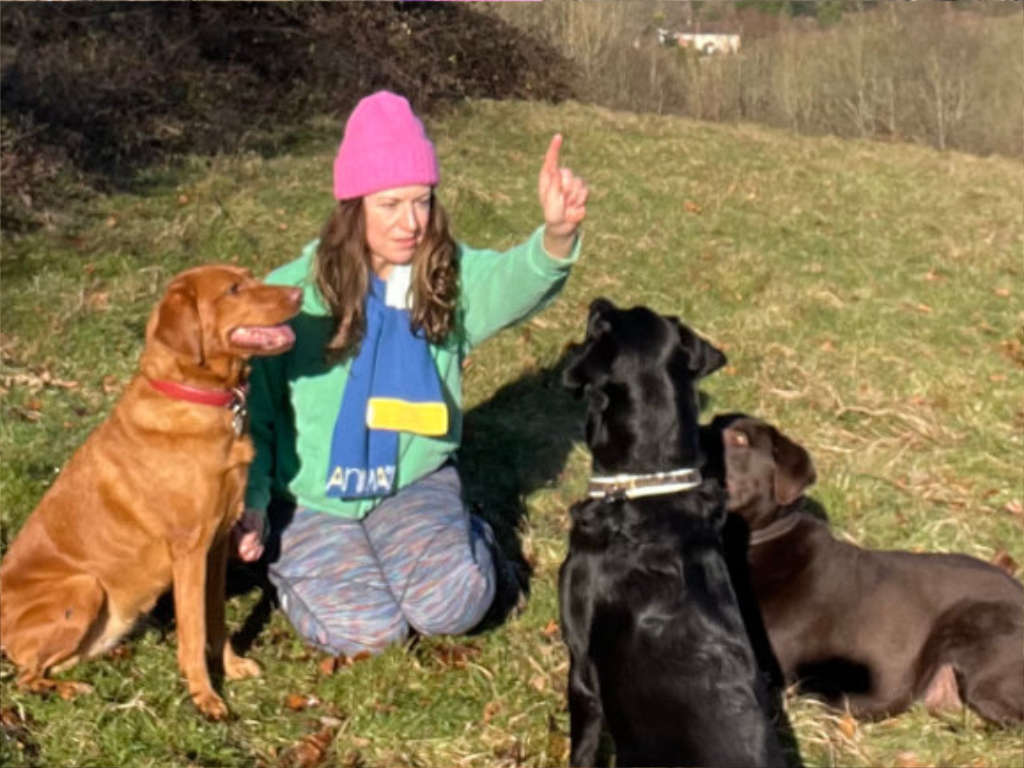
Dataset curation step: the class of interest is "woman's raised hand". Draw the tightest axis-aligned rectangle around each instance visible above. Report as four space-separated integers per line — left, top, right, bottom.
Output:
538 134 588 258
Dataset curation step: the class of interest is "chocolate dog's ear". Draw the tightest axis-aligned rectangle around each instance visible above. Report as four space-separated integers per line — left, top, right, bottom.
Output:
675 320 728 379
153 277 204 365
771 425 817 506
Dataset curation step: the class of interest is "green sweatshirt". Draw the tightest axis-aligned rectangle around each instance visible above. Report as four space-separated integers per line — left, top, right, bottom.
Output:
244 225 580 520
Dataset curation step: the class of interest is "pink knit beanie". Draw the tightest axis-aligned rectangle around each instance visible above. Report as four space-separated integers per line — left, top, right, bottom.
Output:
333 91 440 201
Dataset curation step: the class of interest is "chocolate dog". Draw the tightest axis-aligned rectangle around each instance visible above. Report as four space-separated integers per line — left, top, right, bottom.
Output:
704 413 1024 725
558 300 785 768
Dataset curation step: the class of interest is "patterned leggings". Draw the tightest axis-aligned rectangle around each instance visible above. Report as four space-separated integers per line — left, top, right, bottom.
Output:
266 466 497 656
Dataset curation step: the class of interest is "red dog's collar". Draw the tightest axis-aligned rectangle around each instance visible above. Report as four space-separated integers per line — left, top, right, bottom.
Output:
147 378 244 408
147 379 249 435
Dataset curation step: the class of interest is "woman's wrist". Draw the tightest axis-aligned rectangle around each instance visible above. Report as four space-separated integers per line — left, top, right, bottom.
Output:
543 226 578 260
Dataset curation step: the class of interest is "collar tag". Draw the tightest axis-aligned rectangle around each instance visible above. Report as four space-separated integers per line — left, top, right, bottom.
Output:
230 387 248 436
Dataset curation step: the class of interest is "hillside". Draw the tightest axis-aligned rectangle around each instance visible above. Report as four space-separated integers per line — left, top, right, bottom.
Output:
1 99 1022 768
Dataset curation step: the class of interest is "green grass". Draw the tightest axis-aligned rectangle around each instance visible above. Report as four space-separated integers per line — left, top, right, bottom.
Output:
2 100 1022 767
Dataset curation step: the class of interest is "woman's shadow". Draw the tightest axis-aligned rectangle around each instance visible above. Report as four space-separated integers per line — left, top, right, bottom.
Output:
458 355 584 631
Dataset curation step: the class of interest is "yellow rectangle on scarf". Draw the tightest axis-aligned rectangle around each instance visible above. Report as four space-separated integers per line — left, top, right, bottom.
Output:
367 398 448 436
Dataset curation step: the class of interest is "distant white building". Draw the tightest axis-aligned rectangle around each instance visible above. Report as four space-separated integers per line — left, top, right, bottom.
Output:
657 27 741 55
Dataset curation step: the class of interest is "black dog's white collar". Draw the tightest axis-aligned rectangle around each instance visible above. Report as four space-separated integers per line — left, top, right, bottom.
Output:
587 468 702 500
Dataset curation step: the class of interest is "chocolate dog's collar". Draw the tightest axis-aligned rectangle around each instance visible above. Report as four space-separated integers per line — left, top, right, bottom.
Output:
587 468 702 501
748 513 801 546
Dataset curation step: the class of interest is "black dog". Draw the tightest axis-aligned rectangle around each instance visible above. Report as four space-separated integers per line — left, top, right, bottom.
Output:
558 299 785 768
703 413 1024 725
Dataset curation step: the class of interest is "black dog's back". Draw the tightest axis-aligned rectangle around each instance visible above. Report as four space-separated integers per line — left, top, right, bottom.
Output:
561 488 784 767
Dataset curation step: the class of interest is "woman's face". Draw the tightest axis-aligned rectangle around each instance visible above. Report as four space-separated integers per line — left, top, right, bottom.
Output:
363 185 432 279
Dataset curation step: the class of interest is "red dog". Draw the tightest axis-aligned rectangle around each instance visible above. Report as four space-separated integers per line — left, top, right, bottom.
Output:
1 265 301 719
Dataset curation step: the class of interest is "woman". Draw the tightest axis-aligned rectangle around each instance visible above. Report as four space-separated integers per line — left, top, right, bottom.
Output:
232 91 588 656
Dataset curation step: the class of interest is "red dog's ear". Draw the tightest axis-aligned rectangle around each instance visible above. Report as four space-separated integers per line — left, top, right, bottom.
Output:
771 425 816 506
153 278 204 365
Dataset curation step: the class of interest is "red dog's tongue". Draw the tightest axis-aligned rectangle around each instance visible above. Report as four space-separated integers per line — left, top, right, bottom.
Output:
229 324 296 351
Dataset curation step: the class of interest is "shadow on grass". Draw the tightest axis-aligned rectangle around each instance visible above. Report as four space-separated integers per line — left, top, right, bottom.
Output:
460 357 583 631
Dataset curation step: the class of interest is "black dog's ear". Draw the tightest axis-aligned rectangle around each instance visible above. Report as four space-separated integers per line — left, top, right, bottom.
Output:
675 319 727 379
771 425 817 506
588 296 616 320
562 352 591 396
562 298 617 395
562 343 613 396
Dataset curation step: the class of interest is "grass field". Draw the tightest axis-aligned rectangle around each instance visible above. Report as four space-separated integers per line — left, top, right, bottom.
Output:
1 98 1021 768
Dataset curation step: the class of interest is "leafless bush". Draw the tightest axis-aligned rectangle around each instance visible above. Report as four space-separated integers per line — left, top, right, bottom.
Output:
488 2 1022 157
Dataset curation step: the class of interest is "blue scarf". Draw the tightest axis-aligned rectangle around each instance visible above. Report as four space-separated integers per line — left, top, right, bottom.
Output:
325 266 448 499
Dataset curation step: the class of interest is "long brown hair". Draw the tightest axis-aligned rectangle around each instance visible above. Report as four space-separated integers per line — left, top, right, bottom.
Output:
313 194 459 362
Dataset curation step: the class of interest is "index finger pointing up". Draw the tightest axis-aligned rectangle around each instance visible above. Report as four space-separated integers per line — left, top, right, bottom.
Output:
543 134 563 176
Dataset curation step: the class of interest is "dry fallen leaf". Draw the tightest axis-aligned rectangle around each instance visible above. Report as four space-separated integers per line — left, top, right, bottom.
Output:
541 619 560 639
429 642 481 669
837 712 857 739
277 725 338 768
483 700 502 724
20 398 43 422
547 715 569 764
894 751 922 768
372 700 397 715
285 693 320 712
108 645 134 663
990 548 1020 576
0 706 37 757
683 200 702 214
0 707 25 729
87 291 110 311
998 339 1023 367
